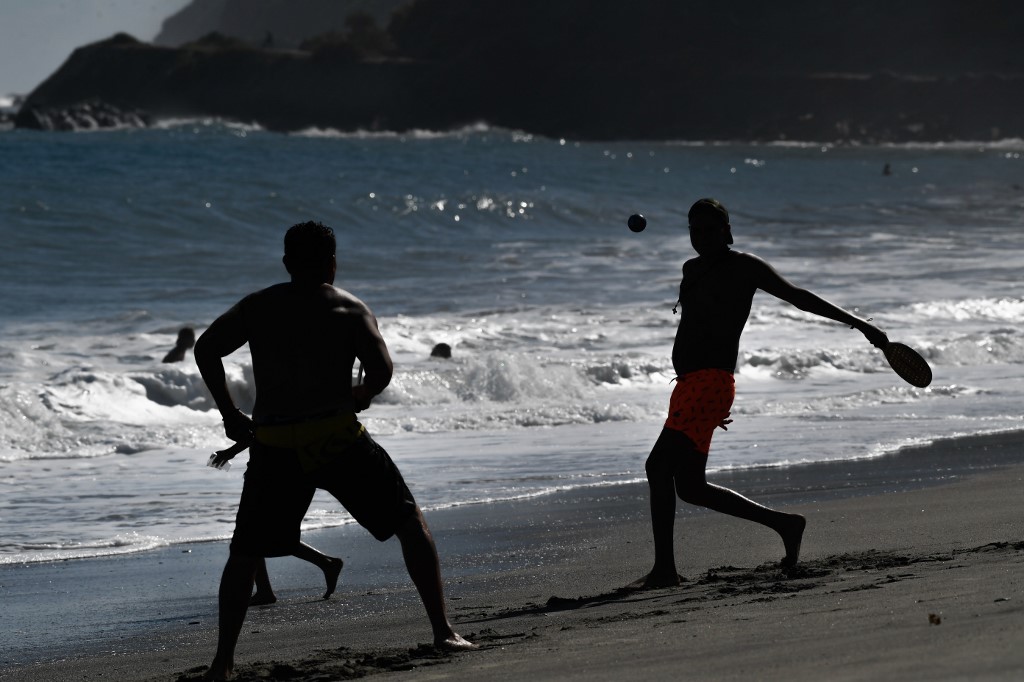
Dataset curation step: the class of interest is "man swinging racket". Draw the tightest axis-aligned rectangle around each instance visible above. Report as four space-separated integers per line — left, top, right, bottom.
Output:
640 198 889 588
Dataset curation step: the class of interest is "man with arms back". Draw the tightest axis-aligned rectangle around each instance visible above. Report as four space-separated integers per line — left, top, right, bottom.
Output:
641 199 889 587
195 221 474 680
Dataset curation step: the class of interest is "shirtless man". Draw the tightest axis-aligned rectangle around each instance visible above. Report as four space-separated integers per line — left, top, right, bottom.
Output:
195 221 473 680
641 198 888 588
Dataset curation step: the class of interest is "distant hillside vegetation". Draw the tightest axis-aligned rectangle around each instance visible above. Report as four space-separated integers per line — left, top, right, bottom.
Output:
155 0 410 48
17 0 1024 140
388 0 1024 74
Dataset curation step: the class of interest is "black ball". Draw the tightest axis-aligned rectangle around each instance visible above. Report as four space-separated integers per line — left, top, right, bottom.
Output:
627 214 647 232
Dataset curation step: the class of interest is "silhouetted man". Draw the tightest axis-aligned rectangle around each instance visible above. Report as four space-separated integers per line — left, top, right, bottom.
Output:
195 221 474 680
641 198 888 588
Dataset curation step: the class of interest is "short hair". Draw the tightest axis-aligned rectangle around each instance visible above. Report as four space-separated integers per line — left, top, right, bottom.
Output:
284 221 336 272
688 198 730 227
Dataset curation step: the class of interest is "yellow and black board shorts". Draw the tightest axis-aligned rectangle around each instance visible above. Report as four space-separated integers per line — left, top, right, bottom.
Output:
230 413 417 556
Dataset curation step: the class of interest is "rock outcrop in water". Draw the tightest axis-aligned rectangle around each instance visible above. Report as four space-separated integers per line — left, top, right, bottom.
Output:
15 0 1024 141
14 98 149 131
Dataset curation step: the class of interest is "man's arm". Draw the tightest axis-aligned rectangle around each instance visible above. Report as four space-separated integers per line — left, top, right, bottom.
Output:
350 310 394 412
194 303 253 441
748 255 889 348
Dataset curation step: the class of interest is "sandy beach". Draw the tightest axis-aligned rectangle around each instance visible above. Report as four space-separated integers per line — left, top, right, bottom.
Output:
3 431 1023 681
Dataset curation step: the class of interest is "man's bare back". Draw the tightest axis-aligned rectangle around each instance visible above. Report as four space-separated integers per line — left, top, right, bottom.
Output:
226 282 386 421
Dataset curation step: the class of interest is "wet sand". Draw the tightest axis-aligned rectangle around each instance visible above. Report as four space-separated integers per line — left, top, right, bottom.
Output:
2 431 1023 681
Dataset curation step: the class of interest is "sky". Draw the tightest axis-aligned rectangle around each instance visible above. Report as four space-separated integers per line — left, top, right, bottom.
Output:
0 0 192 96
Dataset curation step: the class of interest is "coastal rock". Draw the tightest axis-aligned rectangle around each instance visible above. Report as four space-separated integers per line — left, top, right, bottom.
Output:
154 0 410 49
14 98 150 131
16 1 1024 141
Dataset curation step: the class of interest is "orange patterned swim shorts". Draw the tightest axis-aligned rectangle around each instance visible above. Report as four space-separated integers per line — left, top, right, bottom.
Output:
664 369 736 454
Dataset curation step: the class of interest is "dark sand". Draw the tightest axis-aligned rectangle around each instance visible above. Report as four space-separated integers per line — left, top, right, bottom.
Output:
2 431 1023 681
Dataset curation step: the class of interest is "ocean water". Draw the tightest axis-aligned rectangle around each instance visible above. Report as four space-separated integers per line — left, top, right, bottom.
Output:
1 123 1023 565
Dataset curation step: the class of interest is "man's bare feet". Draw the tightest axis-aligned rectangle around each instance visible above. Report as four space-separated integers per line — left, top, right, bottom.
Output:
202 657 233 681
249 590 277 606
435 632 478 651
322 557 343 600
625 569 684 590
779 513 806 568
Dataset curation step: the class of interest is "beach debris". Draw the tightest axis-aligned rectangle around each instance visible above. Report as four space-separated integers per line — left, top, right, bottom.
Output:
928 613 942 625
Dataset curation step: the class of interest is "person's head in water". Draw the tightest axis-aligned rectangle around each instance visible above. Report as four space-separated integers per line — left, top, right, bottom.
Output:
176 327 196 348
163 326 196 363
283 221 337 284
687 198 733 256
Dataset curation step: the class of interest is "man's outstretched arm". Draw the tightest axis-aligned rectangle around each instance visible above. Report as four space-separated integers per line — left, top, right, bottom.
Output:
750 255 889 348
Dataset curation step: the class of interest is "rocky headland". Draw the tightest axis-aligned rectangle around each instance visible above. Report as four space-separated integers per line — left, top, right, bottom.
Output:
15 0 1024 141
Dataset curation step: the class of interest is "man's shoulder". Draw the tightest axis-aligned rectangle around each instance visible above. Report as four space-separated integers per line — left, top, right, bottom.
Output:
323 285 372 314
684 249 766 270
237 283 375 322
239 282 291 306
247 281 291 296
729 250 772 270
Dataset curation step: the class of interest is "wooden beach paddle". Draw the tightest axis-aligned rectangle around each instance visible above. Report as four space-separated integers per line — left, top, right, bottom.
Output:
882 341 932 388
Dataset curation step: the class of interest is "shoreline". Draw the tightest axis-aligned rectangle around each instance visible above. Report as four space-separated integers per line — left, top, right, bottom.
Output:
3 429 1023 679
9 118 1024 149
5 426 1020 570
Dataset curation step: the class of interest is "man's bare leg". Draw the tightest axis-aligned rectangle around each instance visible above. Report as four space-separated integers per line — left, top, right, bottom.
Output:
249 558 276 606
638 429 687 588
394 508 477 650
292 541 344 599
672 436 806 566
205 552 259 681
640 429 806 586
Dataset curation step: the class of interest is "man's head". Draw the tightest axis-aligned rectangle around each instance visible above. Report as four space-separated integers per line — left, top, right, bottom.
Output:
283 221 337 284
687 198 733 254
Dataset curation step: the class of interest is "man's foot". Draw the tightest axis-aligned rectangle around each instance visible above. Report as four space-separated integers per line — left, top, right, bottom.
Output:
202 657 233 681
435 632 478 651
322 557 343 600
779 513 806 568
249 590 277 606
626 569 684 590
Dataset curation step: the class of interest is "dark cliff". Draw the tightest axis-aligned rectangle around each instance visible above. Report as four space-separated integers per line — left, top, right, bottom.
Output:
154 0 409 49
17 0 1024 141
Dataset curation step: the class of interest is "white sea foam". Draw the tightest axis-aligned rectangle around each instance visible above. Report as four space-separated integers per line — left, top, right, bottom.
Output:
290 121 497 139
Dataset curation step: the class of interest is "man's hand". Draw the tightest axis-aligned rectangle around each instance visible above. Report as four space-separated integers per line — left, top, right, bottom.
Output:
854 321 889 349
222 408 254 443
211 439 248 468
